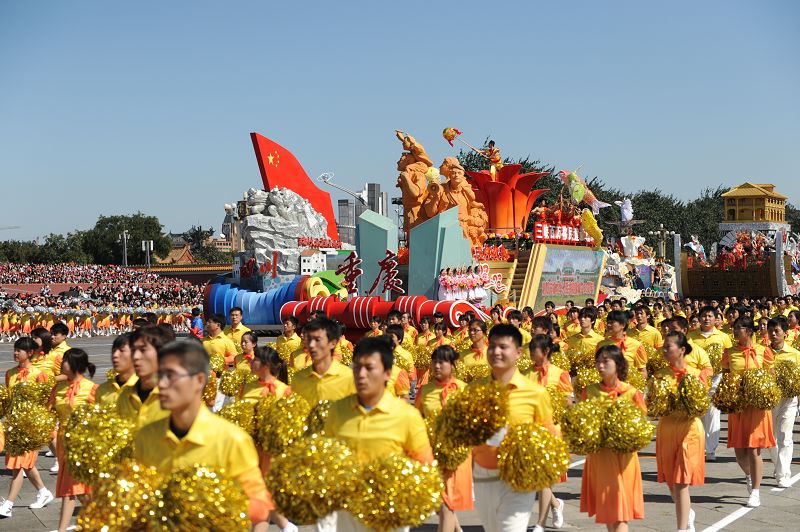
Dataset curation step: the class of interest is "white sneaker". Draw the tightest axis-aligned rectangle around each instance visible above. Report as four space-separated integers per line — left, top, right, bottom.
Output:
45 450 55 458
49 462 59 473
529 526 545 532
688 508 696 531
551 497 565 528
778 476 792 488
0 500 12 517
747 490 760 508
29 490 54 509
280 523 299 532
745 475 753 494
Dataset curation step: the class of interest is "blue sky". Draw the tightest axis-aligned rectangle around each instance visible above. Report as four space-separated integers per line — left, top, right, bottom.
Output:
2 1 798 241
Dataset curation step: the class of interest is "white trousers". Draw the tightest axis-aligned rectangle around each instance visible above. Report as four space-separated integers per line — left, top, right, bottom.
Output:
769 396 798 479
473 464 536 532
314 511 410 532
703 373 722 454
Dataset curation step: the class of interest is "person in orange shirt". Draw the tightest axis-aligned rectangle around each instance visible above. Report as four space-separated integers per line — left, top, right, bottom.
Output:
580 345 646 531
723 315 775 508
415 345 471 532
322 336 433 531
364 315 383 338
0 338 55 519
471 324 556 532
655 331 706 532
133 340 270 527
49 348 99 532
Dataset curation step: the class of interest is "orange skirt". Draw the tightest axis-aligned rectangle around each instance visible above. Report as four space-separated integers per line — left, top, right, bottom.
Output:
22 322 32 334
727 407 776 449
6 450 39 470
258 451 276 511
580 448 644 524
657 415 705 486
56 434 91 497
442 453 473 511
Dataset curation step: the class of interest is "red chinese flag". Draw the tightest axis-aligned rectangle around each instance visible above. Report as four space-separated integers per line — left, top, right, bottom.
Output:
250 132 339 240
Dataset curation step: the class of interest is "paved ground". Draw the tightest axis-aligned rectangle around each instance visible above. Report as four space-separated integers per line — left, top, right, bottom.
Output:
1 337 800 531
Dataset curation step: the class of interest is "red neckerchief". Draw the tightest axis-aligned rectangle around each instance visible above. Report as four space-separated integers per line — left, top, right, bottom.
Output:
600 381 626 400
669 363 688 383
472 345 485 360
612 336 628 352
17 367 30 381
436 337 447 346
535 361 551 386
260 379 278 396
438 379 460 405
738 344 759 369
66 375 84 406
243 353 254 362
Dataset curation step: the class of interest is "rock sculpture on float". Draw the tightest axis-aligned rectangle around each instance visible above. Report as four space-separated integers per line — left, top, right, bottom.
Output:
395 130 488 247
242 187 328 274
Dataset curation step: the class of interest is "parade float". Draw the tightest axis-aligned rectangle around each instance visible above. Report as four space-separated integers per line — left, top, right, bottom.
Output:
205 129 620 333
680 182 799 297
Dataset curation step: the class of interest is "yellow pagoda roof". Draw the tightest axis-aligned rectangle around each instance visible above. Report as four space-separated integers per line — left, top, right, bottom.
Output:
721 182 787 200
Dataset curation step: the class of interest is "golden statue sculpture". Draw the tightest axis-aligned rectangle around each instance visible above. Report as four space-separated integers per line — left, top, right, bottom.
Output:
395 131 488 247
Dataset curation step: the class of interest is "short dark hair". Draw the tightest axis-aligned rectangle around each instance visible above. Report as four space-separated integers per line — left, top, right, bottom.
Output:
385 323 404 343
664 331 692 355
432 311 444 319
488 323 522 347
606 310 629 329
50 322 68 336
230 307 243 314
283 316 299 327
144 312 158 324
431 345 459 364
30 327 52 354
112 333 131 353
507 310 524 323
63 348 96 378
206 313 226 327
130 324 176 351
434 322 448 334
529 333 553 359
191 308 201 317
545 301 555 309
671 316 689 332
303 317 341 343
768 316 789 333
386 310 402 322
698 305 716 317
354 336 394 371
578 306 597 323
14 336 38 353
531 316 554 332
158 340 210 378
241 331 258 346
595 344 628 381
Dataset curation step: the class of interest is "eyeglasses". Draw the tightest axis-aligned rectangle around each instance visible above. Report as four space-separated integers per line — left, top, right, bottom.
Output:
157 371 199 384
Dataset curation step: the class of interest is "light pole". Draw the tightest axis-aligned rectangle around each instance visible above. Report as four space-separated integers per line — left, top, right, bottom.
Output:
648 224 676 261
142 240 154 270
118 230 130 267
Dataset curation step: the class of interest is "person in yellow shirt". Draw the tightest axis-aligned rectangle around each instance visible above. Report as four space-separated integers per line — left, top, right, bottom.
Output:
385 324 416 383
416 317 435 347
597 310 648 382
133 340 270 526
400 311 418 348
565 307 605 355
594 304 608 335
240 345 290 402
687 305 733 461
234 331 258 371
276 317 302 353
507 310 532 359
29 327 60 380
459 319 489 370
322 336 433 531
96 333 139 406
50 322 72 383
561 306 581 339
203 313 238 367
223 306 252 356
628 304 663 349
116 325 174 428
470 323 558 531
292 317 356 406
364 315 383 338
767 316 800 487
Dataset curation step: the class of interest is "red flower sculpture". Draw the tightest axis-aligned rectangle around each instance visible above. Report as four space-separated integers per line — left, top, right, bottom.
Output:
465 164 549 233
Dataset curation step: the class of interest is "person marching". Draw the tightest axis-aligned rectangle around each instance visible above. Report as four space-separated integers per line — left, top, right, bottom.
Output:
291 318 356 406
655 331 706 532
235 331 259 372
0 338 55 518
415 345 472 532
224 306 251 356
565 307 604 354
95 333 137 406
276 317 302 352
766 316 800 488
628 304 663 349
49 348 98 532
203 313 238 368
580 345 646 532
471 324 556 532
458 319 489 370
597 310 649 382
722 315 775 508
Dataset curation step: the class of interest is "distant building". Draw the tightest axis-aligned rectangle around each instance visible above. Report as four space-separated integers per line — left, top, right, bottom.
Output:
721 182 787 223
336 182 387 245
300 249 326 275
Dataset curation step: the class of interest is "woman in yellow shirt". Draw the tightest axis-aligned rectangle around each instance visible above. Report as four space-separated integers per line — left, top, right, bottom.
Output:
655 331 706 532
580 345 646 531
597 310 648 383
416 317 435 347
415 345 471 532
235 331 259 371
49 348 98 532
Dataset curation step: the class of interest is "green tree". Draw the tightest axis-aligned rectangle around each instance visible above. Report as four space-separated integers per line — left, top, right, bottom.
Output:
0 240 40 263
34 231 92 264
181 226 215 249
82 213 171 265
785 203 800 235
180 225 232 264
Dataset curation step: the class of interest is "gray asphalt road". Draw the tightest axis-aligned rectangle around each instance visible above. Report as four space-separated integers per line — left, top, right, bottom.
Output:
1 337 800 531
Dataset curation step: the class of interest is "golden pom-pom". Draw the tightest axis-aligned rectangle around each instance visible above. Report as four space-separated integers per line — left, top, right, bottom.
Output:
4 401 56 456
547 387 568 425
741 368 781 410
339 343 354 366
706 343 724 374
498 423 570 492
438 381 509 447
218 399 256 437
393 352 413 372
625 370 646 392
202 371 218 405
454 362 492 382
76 460 161 531
150 465 249 531
276 342 295 363
550 349 572 372
451 335 472 354
219 368 249 397
645 344 669 375
676 374 710 417
426 414 470 471
349 454 443 530
304 400 331 436
9 379 51 406
106 368 117 381
573 366 601 391
412 344 432 371
645 376 676 417
0 384 8 418
601 399 654 453
561 399 606 454
209 353 225 375
775 359 800 399
256 394 311 454
567 344 596 370
516 354 532 373
712 372 743 414
267 435 360 524
64 404 136 486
